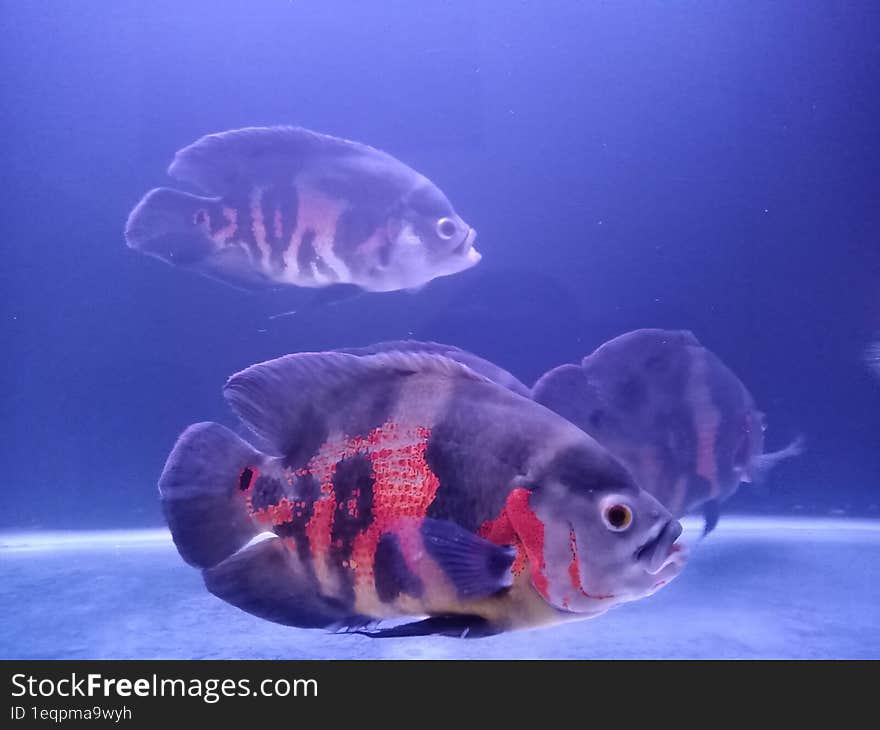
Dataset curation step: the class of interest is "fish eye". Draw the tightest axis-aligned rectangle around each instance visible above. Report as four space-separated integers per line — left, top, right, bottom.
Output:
193 209 208 226
602 503 633 532
436 217 457 240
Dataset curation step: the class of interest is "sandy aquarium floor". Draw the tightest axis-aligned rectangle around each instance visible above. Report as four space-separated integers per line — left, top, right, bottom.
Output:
1 517 878 660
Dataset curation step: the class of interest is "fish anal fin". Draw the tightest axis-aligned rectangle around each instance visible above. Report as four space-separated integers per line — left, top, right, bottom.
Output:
702 499 721 536
203 535 357 629
355 614 498 639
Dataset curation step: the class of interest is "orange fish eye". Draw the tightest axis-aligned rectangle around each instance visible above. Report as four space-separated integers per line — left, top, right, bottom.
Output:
436 217 457 240
602 503 633 532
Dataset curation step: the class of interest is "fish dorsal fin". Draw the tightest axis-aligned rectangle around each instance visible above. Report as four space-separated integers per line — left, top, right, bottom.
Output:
223 350 492 455
532 363 606 432
337 340 531 398
168 126 382 196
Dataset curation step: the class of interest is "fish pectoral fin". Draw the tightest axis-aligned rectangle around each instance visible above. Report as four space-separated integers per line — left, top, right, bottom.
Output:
354 614 498 639
419 518 516 599
307 283 364 310
752 435 806 482
203 535 357 629
267 284 365 320
197 246 273 292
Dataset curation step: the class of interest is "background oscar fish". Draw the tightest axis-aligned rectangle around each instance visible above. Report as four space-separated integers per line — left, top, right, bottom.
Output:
533 329 803 534
159 344 686 637
125 126 479 293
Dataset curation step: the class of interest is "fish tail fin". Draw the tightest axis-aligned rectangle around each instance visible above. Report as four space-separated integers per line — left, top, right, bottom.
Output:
752 435 805 482
159 422 267 569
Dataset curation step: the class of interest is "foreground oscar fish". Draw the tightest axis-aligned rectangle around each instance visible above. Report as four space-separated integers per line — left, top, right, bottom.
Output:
125 126 479 292
160 346 685 637
533 329 802 534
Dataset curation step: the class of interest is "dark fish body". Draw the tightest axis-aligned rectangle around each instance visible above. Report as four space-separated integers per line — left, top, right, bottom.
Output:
532 329 801 533
160 346 684 636
125 127 479 292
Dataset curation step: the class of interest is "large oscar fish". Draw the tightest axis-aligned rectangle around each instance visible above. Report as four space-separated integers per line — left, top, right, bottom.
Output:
125 126 479 292
160 346 685 637
533 329 802 534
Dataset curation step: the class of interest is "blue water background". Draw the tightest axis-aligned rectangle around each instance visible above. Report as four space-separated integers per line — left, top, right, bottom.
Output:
2 0 879 529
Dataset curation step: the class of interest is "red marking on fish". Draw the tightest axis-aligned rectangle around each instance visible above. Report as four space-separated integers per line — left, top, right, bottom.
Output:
479 508 527 576
350 422 440 587
567 529 580 594
482 488 550 600
251 421 440 597
212 207 238 245
252 497 295 527
306 492 337 559
567 528 615 601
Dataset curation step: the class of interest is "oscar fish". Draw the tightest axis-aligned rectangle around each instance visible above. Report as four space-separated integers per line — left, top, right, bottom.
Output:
532 329 803 535
125 126 479 293
159 347 686 637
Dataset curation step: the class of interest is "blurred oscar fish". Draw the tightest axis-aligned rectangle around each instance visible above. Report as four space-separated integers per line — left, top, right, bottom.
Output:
532 329 803 534
867 340 880 378
125 126 479 293
159 344 685 638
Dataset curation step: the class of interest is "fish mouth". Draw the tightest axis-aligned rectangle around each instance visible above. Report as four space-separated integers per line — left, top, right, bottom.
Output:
453 227 477 256
635 520 683 575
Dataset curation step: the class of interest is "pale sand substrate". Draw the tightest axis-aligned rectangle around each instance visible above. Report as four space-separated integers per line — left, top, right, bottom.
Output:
2 517 878 659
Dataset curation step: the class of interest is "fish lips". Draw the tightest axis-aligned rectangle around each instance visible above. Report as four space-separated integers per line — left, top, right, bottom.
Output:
636 519 683 575
453 227 481 263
